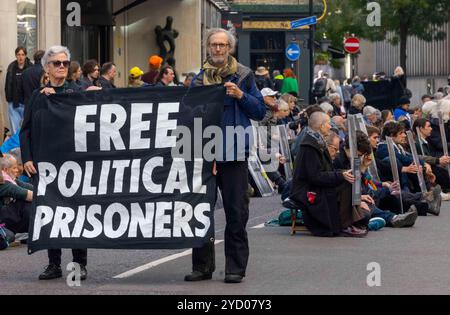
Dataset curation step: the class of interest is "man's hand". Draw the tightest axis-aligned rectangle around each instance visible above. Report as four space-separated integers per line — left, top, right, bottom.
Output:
343 170 355 184
439 156 450 166
224 82 244 100
402 164 419 174
360 201 371 213
361 195 375 205
24 161 37 177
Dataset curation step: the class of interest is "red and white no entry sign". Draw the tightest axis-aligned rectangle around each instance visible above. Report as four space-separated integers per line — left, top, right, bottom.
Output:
344 37 360 54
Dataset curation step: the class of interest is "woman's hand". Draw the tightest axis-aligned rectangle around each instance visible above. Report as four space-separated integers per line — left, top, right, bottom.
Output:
24 161 37 177
343 170 355 184
41 87 56 96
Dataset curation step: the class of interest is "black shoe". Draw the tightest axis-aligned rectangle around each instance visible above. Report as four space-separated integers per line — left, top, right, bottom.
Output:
224 274 244 284
390 207 418 228
79 265 87 281
39 264 62 280
184 271 213 282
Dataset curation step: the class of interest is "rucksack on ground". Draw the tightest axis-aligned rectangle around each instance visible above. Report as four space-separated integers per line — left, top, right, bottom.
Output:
0 224 15 250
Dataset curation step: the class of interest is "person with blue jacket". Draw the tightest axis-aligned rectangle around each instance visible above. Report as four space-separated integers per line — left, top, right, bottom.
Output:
185 28 266 284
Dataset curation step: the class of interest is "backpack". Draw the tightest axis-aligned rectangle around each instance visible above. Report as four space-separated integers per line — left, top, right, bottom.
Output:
313 78 328 98
278 209 304 227
0 224 15 250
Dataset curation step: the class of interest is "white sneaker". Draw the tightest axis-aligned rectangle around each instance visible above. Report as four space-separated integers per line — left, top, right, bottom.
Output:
440 192 450 201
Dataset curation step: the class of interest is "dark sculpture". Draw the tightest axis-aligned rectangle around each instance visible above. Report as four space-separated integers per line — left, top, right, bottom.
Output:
155 16 179 66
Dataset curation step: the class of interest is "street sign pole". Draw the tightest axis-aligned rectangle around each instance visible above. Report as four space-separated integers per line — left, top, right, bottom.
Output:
309 0 314 105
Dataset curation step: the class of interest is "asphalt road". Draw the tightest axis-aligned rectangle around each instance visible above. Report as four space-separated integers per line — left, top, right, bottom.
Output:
2 194 450 295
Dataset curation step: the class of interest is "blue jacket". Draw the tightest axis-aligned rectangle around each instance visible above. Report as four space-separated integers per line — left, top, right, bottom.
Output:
191 63 266 161
1 131 20 154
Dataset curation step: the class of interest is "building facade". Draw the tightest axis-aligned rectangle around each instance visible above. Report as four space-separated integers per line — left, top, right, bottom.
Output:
358 23 450 105
0 0 221 132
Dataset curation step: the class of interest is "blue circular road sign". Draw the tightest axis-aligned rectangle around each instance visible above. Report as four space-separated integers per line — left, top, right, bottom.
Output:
286 43 301 62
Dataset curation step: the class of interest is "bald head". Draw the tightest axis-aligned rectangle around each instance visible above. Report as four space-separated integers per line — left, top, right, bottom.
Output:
309 112 330 132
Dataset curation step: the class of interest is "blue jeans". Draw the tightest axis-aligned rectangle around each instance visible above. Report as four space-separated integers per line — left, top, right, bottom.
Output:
371 206 395 225
8 102 24 135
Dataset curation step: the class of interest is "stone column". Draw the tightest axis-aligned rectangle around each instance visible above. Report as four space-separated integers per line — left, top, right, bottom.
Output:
38 0 61 49
0 0 19 136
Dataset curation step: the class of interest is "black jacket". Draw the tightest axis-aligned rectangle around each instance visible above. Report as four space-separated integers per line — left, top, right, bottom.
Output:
5 58 32 106
290 132 345 236
427 118 450 157
20 81 82 164
22 63 44 105
98 76 116 89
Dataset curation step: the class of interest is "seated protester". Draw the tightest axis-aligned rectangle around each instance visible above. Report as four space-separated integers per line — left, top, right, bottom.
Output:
333 131 418 228
329 93 346 118
331 116 346 141
426 99 450 156
9 148 28 183
319 102 334 117
280 93 299 125
367 126 437 216
363 106 379 127
0 154 33 234
414 118 450 198
393 96 412 126
291 105 324 159
349 94 366 115
377 121 442 215
290 112 368 237
422 100 438 120
258 99 290 194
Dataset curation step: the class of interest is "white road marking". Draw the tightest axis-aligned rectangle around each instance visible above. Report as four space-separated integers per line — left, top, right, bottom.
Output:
251 223 266 229
113 240 224 279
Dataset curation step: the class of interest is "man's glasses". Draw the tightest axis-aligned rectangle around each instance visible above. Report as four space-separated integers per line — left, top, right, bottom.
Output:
48 60 70 68
209 43 229 50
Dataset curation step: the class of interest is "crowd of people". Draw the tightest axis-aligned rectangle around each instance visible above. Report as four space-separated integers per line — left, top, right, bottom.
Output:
1 27 450 285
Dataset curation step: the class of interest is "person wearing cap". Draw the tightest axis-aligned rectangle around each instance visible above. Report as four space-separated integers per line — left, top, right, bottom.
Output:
142 55 163 85
254 66 273 91
260 88 279 112
128 66 146 88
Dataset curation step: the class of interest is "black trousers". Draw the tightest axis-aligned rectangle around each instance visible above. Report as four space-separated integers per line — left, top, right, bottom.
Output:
48 249 87 267
192 161 250 277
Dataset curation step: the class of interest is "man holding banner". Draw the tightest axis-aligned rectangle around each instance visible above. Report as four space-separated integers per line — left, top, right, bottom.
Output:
185 28 266 284
20 46 88 281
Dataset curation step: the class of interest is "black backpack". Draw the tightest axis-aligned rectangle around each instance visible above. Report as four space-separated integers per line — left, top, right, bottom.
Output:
313 78 327 98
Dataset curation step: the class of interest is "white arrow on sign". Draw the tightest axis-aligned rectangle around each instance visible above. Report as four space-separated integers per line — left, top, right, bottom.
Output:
287 49 300 56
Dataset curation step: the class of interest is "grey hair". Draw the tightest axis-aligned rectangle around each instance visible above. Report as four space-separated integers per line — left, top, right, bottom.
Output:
434 92 445 101
41 45 71 68
277 99 289 111
320 102 334 114
329 93 341 102
325 131 340 146
352 94 367 109
205 28 237 54
363 105 378 117
309 112 329 131
422 101 438 117
432 99 450 122
0 154 16 169
9 148 22 164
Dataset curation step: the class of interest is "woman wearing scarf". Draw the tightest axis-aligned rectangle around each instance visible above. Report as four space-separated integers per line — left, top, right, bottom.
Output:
185 28 266 284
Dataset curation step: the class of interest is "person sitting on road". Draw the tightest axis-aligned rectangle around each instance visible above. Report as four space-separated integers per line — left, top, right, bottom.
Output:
290 112 369 237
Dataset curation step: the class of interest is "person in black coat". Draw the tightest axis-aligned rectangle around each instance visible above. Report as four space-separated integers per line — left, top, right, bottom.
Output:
20 45 88 282
5 46 33 134
98 62 117 89
426 102 450 157
290 112 357 237
21 50 45 106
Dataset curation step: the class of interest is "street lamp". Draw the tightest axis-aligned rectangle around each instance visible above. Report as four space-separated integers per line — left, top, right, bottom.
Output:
320 33 331 52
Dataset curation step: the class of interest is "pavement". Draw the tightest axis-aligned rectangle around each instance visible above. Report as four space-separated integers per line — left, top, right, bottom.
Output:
2 194 450 295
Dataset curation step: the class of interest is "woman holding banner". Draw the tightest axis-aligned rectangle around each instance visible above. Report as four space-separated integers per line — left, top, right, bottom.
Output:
20 46 89 281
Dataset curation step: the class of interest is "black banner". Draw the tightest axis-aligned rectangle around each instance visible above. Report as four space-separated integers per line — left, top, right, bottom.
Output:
28 86 224 254
362 77 407 110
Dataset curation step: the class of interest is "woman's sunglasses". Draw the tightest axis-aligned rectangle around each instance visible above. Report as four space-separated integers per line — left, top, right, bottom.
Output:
48 60 70 68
